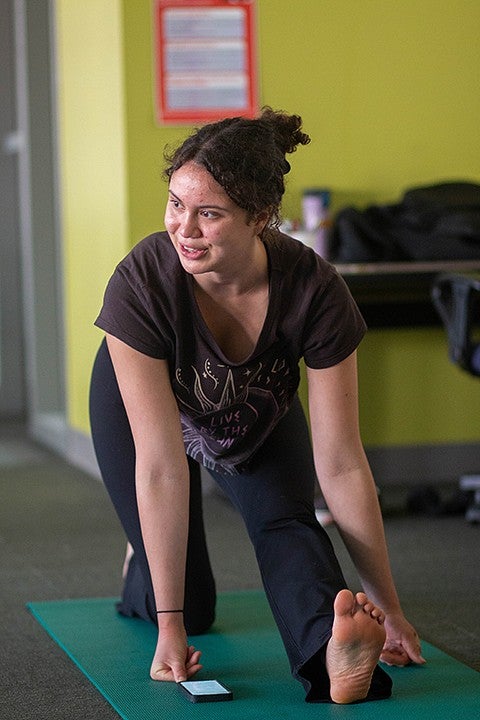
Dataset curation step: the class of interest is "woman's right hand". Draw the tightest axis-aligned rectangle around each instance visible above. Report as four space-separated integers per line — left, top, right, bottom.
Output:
150 623 203 683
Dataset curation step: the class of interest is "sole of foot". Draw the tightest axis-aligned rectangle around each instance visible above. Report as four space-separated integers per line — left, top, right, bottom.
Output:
326 589 386 704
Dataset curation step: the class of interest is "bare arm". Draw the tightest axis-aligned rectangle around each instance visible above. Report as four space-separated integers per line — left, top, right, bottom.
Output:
106 334 202 681
307 352 425 666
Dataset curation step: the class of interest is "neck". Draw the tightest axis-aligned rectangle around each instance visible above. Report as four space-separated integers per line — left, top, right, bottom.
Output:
194 238 268 298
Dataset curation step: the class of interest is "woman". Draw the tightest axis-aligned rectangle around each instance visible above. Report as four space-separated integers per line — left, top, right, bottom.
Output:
89 108 425 704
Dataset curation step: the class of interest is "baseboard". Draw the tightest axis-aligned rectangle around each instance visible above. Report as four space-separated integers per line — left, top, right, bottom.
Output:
65 425 101 479
29 413 100 479
29 412 68 457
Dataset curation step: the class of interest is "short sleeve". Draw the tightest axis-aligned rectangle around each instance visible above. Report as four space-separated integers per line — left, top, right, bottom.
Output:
95 267 171 359
302 271 367 369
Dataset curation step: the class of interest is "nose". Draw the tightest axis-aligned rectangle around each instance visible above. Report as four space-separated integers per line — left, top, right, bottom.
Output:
179 212 201 239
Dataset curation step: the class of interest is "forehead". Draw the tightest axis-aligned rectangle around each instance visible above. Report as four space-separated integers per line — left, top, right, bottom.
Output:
169 162 234 208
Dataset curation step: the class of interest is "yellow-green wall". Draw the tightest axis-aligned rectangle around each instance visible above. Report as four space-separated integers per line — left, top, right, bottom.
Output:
358 328 480 445
55 0 128 429
122 0 480 234
56 0 480 448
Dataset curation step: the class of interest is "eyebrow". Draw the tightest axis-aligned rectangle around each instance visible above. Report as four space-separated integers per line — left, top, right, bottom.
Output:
168 189 229 212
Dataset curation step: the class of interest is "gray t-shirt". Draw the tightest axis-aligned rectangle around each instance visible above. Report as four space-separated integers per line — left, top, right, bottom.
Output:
95 230 366 473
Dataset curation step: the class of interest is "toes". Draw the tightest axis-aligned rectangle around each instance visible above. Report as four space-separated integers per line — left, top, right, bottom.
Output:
336 590 385 626
334 589 356 616
368 605 385 622
354 592 384 623
373 611 385 625
362 600 375 614
355 592 368 607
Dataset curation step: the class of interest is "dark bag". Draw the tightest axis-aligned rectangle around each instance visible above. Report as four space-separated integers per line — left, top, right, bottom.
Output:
331 182 480 263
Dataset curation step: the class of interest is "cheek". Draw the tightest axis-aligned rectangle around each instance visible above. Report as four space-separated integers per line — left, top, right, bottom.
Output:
164 208 176 232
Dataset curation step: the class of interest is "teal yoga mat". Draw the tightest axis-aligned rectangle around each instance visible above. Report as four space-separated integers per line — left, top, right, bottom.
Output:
28 591 479 719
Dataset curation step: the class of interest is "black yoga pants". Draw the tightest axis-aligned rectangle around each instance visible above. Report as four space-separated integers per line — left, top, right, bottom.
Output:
89 338 392 702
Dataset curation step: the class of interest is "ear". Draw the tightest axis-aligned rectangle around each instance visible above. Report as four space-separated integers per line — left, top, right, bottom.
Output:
252 208 272 235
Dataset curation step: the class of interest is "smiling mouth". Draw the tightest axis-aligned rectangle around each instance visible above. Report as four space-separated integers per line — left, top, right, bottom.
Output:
179 243 208 260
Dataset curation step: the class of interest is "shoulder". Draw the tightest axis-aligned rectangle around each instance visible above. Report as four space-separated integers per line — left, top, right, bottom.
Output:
118 231 177 285
96 231 181 358
265 230 338 292
100 229 184 322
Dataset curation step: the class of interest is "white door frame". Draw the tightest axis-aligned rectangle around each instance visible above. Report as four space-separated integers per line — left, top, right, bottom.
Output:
12 0 67 454
0 0 25 421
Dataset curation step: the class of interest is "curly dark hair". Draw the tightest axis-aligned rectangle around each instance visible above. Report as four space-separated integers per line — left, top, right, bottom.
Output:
163 107 310 229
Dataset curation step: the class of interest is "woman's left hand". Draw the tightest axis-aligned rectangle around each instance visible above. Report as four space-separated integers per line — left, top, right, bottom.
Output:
380 611 426 666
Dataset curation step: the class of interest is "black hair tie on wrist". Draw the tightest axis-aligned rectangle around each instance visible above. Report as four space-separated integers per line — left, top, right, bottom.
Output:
156 609 184 614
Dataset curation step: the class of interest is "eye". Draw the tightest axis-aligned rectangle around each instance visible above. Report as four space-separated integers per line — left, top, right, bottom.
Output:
200 209 219 219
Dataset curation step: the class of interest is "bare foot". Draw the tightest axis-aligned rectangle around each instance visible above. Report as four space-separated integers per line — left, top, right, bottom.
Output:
122 542 134 580
326 589 386 704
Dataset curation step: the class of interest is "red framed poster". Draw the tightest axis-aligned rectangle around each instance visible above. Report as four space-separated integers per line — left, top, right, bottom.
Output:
154 0 258 124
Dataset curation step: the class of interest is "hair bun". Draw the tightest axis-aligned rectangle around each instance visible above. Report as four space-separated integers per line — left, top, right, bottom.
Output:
260 106 311 156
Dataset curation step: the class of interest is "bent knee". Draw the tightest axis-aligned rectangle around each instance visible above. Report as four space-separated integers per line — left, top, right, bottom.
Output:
185 609 215 635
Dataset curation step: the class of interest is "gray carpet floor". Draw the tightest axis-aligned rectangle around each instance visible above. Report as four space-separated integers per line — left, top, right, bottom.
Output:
1 431 479 719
